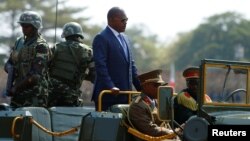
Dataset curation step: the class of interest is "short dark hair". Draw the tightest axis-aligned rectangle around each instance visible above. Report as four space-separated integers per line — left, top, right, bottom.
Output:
107 7 123 20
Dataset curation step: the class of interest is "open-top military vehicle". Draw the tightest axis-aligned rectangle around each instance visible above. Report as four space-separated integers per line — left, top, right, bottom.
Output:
159 59 250 141
0 90 176 141
1 59 250 141
0 91 175 141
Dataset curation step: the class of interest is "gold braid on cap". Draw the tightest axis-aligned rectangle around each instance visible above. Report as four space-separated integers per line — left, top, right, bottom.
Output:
142 75 164 85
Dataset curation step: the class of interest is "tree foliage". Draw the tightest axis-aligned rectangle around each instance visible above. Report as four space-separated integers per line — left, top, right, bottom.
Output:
126 24 162 73
166 12 250 71
0 0 92 47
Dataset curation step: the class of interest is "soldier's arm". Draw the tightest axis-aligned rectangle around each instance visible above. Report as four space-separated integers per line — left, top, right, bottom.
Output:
129 102 173 136
10 74 40 95
83 48 96 83
84 60 95 83
32 43 50 75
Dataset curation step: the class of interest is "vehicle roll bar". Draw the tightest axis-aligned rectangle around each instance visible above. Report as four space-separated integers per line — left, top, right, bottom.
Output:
97 90 141 112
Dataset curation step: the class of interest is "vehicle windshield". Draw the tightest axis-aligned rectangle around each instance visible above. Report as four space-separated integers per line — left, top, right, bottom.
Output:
202 60 250 106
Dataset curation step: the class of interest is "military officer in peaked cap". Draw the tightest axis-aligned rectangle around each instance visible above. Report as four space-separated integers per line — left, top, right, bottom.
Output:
128 69 177 137
174 66 212 125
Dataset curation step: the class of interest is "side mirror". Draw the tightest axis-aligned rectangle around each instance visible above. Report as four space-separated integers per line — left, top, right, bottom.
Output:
157 86 174 121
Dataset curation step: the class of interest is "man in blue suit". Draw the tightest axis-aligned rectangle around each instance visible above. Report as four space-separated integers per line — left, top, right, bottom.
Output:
92 7 141 111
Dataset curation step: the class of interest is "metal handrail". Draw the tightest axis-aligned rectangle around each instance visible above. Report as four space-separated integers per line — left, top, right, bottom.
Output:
11 116 80 139
97 90 141 112
11 116 23 139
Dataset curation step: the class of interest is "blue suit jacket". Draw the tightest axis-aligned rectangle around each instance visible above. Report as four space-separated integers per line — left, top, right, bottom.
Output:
92 27 141 110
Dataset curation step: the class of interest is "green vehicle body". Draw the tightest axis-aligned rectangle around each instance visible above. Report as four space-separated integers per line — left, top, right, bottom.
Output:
158 59 250 141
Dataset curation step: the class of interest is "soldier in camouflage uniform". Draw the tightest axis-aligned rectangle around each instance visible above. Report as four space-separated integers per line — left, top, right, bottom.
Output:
5 11 50 108
48 22 95 107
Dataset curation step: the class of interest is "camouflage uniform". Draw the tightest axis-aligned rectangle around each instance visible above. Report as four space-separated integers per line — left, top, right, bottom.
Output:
48 22 95 107
8 11 50 108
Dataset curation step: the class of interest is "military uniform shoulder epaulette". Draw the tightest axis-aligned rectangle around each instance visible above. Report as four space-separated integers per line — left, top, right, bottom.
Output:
177 92 198 111
134 95 142 103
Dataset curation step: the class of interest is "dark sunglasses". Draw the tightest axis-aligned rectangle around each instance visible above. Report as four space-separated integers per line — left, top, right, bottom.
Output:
121 18 128 23
114 17 128 23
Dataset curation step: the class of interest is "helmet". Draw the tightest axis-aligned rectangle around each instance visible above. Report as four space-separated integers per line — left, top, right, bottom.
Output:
18 11 42 29
61 22 84 39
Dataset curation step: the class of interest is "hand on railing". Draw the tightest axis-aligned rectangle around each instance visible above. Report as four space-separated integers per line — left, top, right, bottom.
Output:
111 87 120 94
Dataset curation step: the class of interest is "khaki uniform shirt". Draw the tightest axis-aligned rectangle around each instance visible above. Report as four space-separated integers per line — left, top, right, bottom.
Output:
128 93 173 137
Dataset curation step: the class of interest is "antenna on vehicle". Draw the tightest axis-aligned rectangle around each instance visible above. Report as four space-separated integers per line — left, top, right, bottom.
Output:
54 0 58 43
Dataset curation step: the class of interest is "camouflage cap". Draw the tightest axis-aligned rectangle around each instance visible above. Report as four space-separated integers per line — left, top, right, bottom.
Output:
61 22 84 39
18 11 42 29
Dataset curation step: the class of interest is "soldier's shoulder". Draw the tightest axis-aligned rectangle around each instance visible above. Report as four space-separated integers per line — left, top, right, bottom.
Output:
79 44 93 57
79 43 92 50
129 96 145 110
177 91 189 97
37 34 47 42
176 91 193 103
14 36 25 47
131 96 149 108
56 42 67 46
37 37 49 48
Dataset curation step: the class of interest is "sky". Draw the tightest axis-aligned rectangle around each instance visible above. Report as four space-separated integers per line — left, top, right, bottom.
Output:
62 0 250 42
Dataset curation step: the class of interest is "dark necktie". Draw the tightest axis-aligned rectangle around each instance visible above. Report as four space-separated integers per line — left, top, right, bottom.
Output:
118 34 128 59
